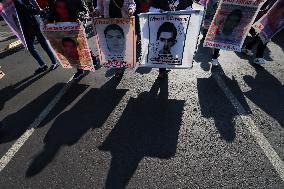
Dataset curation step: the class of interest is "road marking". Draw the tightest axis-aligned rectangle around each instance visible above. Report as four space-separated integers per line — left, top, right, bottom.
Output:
0 78 74 172
213 72 284 182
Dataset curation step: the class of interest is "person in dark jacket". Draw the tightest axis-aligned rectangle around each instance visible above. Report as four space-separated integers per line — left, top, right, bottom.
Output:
149 0 193 78
14 0 59 74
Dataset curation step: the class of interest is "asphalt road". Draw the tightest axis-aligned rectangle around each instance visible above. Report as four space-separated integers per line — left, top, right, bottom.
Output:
0 20 284 188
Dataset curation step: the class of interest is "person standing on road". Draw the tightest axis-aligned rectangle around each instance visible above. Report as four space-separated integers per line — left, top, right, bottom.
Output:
92 0 136 78
242 0 282 65
14 0 59 74
148 0 193 79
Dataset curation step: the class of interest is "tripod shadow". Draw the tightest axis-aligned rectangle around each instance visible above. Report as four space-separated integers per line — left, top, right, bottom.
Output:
243 65 284 128
99 78 185 188
26 77 128 177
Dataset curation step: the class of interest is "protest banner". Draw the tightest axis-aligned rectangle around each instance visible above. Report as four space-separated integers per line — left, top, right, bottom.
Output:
0 0 27 48
253 0 284 43
139 10 203 69
92 17 136 68
43 22 94 71
204 0 263 51
203 0 219 29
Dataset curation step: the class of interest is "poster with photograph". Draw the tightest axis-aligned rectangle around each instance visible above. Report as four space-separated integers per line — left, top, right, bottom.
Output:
93 17 136 68
43 22 94 71
204 0 263 51
253 0 284 43
139 10 203 69
0 0 27 48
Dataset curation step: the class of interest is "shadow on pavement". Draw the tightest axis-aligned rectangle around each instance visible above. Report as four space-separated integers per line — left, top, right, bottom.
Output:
135 67 152 75
197 66 251 142
99 78 185 189
26 77 128 177
0 83 65 143
243 65 284 128
0 71 51 112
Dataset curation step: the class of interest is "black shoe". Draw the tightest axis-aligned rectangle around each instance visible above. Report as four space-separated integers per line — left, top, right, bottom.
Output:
50 63 59 70
34 65 48 74
73 70 84 80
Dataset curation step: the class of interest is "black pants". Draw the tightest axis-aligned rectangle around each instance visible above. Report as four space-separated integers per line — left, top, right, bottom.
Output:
213 49 220 59
244 35 267 58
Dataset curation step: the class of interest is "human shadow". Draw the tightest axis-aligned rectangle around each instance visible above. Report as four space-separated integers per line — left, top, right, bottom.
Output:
135 66 152 75
243 65 284 128
197 66 251 142
99 78 185 189
26 77 128 177
194 37 212 71
0 71 51 112
0 83 65 143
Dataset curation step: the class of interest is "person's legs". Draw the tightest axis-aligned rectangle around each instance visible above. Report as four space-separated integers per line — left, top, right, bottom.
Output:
211 49 220 66
35 30 58 65
243 35 260 50
73 68 85 80
254 40 268 65
256 41 267 58
25 34 47 67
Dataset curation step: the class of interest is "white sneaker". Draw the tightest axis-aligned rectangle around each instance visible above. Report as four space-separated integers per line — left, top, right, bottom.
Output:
242 49 253 56
211 59 220 66
253 58 265 65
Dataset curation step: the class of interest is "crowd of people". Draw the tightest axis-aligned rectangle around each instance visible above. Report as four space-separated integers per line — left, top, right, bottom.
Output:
0 0 283 80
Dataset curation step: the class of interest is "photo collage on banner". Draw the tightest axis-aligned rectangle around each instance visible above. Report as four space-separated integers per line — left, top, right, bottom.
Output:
253 0 284 43
139 10 204 69
43 22 94 71
0 0 27 48
204 0 263 51
93 17 136 68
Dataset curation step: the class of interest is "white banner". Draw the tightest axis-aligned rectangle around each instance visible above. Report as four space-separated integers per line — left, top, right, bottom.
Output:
139 10 203 69
93 17 136 68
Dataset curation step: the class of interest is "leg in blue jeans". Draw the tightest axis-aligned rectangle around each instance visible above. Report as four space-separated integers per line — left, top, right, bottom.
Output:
35 30 57 65
25 34 46 67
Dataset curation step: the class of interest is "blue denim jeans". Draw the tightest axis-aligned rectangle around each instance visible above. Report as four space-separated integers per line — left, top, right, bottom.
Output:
25 29 57 67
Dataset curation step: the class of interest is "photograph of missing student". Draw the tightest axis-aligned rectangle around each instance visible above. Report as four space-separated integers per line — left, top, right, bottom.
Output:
93 17 136 68
147 15 191 66
43 22 94 70
253 0 284 43
204 1 261 51
149 21 180 65
139 11 204 69
0 0 27 48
